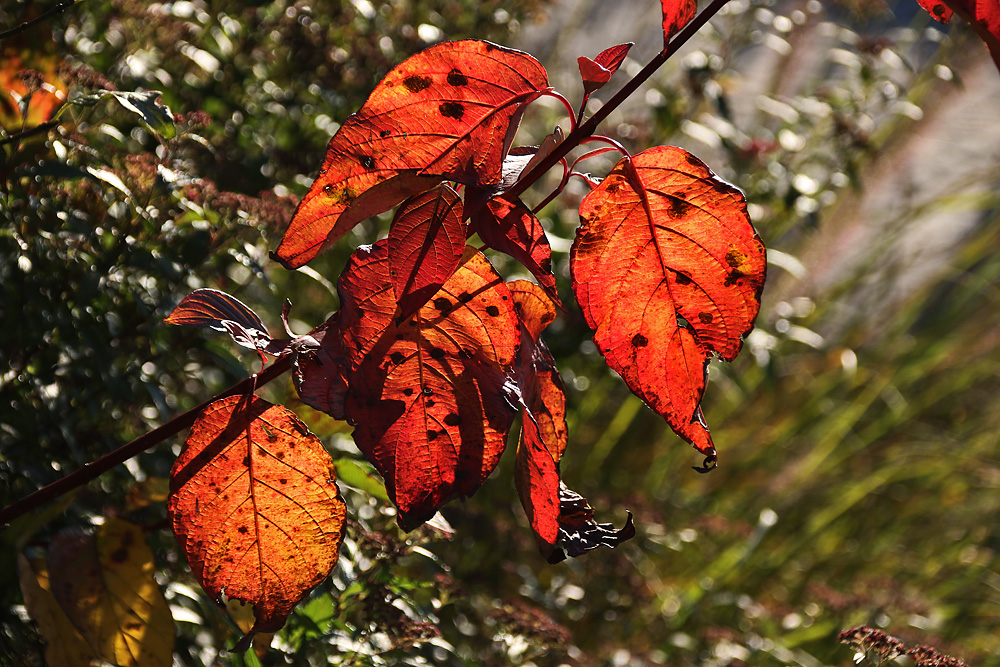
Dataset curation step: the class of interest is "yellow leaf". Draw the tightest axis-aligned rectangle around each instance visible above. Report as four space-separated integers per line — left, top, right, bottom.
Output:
46 518 175 667
18 553 97 667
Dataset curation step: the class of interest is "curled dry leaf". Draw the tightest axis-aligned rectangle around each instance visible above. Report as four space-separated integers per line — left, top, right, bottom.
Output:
336 241 519 530
293 318 349 422
274 39 549 268
571 146 765 459
165 288 288 356
168 395 346 643
45 518 174 667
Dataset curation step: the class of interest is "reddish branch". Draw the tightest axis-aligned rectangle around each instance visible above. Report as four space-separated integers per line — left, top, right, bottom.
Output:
0 356 292 526
0 0 731 526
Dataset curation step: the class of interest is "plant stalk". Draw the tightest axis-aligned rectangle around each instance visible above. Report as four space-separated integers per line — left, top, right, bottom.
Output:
0 355 292 526
507 0 732 200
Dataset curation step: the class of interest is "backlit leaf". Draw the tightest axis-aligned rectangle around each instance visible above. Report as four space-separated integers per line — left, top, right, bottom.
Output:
18 554 97 667
336 241 519 530
661 0 697 46
388 183 468 319
168 395 346 642
46 519 174 667
274 39 549 268
577 43 633 96
165 288 286 356
917 0 1000 71
293 322 349 422
571 146 765 458
509 281 567 556
471 194 560 304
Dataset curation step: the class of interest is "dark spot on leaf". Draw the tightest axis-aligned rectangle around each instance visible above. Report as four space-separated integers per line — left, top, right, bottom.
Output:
110 547 128 563
238 526 248 534
686 154 702 168
725 269 744 287
725 248 745 268
323 184 333 193
606 182 619 194
280 478 287 484
359 154 376 170
426 399 435 407
669 196 692 217
674 272 692 285
277 451 286 459
632 333 648 347
380 129 391 138
447 69 468 86
426 430 439 441
485 305 500 316
433 297 452 313
698 312 714 324
429 347 446 359
242 456 250 467
422 387 434 396
403 75 432 93
444 413 461 426
403 388 413 396
458 292 473 303
439 101 465 119
390 352 405 364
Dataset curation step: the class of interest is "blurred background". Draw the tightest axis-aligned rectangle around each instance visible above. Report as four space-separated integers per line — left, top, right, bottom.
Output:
2 0 999 665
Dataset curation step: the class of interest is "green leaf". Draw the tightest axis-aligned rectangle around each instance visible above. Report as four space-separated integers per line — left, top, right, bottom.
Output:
66 89 176 139
332 458 390 501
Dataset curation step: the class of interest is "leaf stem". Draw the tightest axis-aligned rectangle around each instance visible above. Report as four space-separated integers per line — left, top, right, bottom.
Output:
0 0 77 42
0 355 293 527
508 0 732 200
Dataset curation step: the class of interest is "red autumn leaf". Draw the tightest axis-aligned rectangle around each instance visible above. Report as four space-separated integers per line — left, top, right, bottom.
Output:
471 193 560 304
293 320 349 421
507 281 634 561
168 395 346 643
336 241 519 530
917 0 1000 71
274 39 549 268
509 281 567 553
388 183 468 319
661 0 697 46
571 146 765 460
165 289 289 357
577 43 633 96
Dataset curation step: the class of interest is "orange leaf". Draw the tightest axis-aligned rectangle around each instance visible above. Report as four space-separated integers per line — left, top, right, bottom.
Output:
571 146 765 458
388 183 468 319
472 194 560 305
336 242 520 529
45 519 174 667
274 40 549 268
168 395 346 641
661 0 697 46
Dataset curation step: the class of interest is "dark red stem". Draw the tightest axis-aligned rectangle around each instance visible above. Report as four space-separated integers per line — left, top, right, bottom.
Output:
0 356 292 526
508 0 732 200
